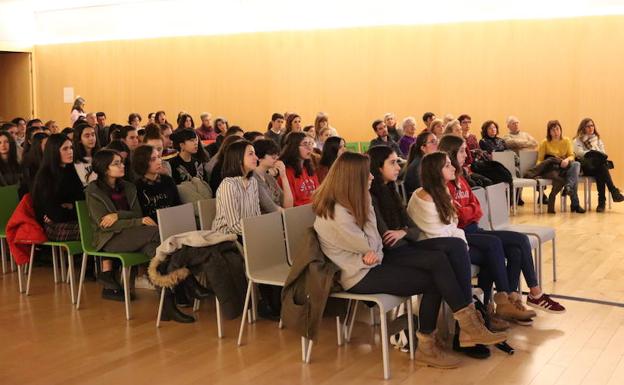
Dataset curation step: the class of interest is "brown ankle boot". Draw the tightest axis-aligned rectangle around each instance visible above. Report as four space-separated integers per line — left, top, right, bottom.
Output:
494 292 535 322
453 304 507 347
509 292 537 318
415 331 461 369
487 302 510 331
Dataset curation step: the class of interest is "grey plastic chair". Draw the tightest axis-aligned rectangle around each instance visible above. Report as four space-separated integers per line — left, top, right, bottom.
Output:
281 204 414 380
238 211 291 346
493 151 538 214
485 183 556 286
197 198 217 231
155 203 224 337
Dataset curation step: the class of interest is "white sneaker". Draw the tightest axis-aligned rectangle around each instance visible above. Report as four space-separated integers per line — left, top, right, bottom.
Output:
134 275 155 290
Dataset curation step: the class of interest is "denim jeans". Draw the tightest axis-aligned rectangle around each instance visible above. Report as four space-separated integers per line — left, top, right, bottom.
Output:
563 161 581 207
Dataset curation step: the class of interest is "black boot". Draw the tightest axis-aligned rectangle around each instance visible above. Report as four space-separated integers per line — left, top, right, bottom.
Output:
97 270 122 290
175 287 193 308
182 274 213 300
611 188 624 202
161 288 195 323
452 332 490 359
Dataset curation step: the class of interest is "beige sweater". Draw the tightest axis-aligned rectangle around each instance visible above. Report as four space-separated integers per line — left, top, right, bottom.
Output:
313 203 383 290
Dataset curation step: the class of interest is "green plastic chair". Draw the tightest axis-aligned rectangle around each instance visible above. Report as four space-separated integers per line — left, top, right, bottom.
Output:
0 185 19 274
345 142 360 153
75 201 151 320
359 141 371 153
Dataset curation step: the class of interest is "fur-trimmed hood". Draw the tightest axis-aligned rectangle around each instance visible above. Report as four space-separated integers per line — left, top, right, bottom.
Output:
148 230 238 288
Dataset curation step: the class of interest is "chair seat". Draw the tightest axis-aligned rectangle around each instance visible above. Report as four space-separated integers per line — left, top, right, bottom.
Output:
249 264 291 286
512 178 538 188
85 250 150 267
498 224 555 241
330 292 406 312
44 241 83 255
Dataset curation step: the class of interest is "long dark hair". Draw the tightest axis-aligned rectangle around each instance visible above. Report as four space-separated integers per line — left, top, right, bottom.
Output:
319 136 344 168
222 140 253 178
280 132 314 177
546 120 562 141
93 149 123 191
438 135 465 181
22 132 49 179
73 124 100 163
420 151 456 225
407 131 435 165
368 146 405 229
0 130 21 184
32 134 72 220
176 113 195 130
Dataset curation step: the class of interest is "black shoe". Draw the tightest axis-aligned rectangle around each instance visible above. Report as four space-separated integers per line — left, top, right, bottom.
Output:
257 299 281 322
97 271 122 290
102 288 125 302
452 333 490 359
611 189 624 202
161 289 195 323
596 203 606 213
571 205 586 213
517 198 525 206
175 287 193 308
182 275 213 300
561 185 571 197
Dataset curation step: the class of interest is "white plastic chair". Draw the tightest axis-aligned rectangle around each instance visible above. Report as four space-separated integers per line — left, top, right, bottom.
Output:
492 151 538 214
485 183 556 286
281 205 414 380
155 203 224 337
197 198 217 231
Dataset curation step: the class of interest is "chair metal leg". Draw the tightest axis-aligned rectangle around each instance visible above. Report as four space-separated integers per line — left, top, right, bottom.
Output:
26 244 35 296
512 187 518 215
346 301 359 342
237 281 253 346
336 316 343 346
51 246 58 283
537 242 543 288
156 287 165 328
406 299 415 361
1 238 6 274
67 249 76 304
216 298 223 338
301 337 307 362
552 238 557 282
305 338 313 363
11 254 16 272
379 304 390 380
122 266 131 320
250 283 257 323
76 253 88 310
17 264 23 293
532 187 537 213
59 247 66 283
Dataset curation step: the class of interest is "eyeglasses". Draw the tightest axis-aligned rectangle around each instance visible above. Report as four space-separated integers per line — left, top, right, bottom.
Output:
300 141 315 148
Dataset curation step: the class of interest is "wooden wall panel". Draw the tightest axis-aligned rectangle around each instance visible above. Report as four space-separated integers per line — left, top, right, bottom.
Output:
34 15 624 183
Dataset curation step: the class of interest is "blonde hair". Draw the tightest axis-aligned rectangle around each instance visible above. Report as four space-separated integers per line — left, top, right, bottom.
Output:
443 119 461 136
313 152 371 229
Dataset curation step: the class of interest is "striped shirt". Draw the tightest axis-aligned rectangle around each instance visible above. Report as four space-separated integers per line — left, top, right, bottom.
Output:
211 176 261 235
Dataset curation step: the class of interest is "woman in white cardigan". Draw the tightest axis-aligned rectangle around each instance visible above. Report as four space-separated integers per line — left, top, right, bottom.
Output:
573 118 624 212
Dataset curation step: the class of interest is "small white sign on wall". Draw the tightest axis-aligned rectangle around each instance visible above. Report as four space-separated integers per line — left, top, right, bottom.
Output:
63 87 74 103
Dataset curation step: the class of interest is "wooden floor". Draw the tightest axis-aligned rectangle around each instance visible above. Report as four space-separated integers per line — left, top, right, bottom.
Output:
2 191 624 385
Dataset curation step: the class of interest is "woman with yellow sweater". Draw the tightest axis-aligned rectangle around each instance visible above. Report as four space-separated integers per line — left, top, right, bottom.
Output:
537 120 585 213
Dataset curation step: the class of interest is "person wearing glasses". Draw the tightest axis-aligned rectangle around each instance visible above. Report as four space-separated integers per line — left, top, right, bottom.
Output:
404 132 438 198
279 132 320 206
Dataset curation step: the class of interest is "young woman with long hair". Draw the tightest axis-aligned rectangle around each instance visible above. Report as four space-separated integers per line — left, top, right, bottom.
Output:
316 136 346 183
404 131 438 198
70 97 86 124
19 132 48 194
573 118 624 211
85 149 160 301
314 152 505 368
0 130 22 187
407 151 541 326
73 124 100 186
252 139 293 213
439 135 565 316
32 134 84 241
279 132 320 206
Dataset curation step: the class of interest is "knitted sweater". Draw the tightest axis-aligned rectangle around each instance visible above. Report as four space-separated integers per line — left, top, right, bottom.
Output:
406 188 467 244
537 138 574 164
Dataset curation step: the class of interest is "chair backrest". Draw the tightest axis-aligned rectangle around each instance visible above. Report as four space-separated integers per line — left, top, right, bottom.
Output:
197 198 217 230
471 187 492 230
519 150 538 178
242 211 288 280
0 184 19 234
491 151 516 177
484 183 511 228
156 202 197 240
282 204 315 265
360 141 371 153
76 200 95 253
345 142 360 153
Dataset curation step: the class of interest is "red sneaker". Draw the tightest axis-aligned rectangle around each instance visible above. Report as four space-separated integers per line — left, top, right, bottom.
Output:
526 293 566 314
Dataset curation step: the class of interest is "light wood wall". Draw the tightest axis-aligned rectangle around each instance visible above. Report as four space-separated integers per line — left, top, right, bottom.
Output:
0 52 32 122
34 15 624 183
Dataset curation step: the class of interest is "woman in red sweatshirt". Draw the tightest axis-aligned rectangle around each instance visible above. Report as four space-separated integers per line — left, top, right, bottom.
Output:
439 135 565 318
279 132 320 206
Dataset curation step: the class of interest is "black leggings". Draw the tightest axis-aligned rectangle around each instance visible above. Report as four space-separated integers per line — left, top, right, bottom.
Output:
348 243 470 333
